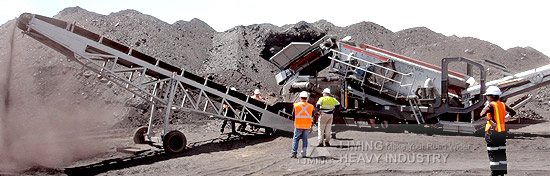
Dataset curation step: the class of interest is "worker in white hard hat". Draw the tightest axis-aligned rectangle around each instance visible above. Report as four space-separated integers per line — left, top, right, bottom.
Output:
479 86 516 176
239 88 264 132
221 87 238 135
251 89 263 101
315 88 340 147
291 91 314 158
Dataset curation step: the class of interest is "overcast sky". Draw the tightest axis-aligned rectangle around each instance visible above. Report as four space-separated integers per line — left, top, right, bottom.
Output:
1 0 549 56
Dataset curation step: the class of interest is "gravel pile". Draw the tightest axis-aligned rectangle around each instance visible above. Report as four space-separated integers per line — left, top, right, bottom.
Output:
54 7 215 72
515 109 544 120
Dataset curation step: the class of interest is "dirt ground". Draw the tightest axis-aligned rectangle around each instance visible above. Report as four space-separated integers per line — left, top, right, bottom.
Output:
6 113 546 176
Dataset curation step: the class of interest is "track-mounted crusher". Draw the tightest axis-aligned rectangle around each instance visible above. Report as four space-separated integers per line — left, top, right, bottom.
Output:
269 36 550 134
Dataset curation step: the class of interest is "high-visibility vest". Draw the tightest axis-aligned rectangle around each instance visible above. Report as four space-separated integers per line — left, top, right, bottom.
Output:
251 95 263 101
294 102 313 129
316 96 340 110
485 101 506 133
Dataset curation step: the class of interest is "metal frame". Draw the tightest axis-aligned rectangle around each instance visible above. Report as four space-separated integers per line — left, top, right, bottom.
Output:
329 49 416 100
438 57 486 115
19 13 295 142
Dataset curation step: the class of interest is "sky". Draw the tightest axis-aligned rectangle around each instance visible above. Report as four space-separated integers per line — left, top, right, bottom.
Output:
1 0 549 56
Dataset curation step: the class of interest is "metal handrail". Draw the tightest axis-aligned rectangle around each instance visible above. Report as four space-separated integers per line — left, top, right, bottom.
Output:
328 56 407 84
329 49 416 98
331 49 413 76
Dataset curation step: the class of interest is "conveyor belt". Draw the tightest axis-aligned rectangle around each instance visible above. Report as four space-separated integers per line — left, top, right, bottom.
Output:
17 13 295 136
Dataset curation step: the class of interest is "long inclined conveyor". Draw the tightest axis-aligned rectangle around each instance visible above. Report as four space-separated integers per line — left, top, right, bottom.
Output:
16 13 294 153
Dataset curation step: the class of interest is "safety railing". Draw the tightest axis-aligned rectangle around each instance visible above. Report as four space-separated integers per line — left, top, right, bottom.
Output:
329 49 416 100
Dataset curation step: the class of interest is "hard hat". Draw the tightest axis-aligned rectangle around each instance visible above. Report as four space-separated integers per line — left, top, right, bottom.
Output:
254 89 260 94
322 88 331 94
230 87 236 91
342 36 352 42
299 91 309 98
484 86 501 96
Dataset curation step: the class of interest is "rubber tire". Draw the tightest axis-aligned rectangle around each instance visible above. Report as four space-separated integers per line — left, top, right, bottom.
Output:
378 118 401 132
133 126 149 144
163 130 187 154
378 119 390 130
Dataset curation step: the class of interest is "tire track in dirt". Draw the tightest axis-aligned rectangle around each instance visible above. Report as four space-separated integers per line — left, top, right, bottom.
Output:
242 157 287 175
281 162 339 176
323 165 347 175
195 157 274 175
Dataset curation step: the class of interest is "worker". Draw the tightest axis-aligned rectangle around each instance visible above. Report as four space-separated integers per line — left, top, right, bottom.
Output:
220 104 237 135
251 89 263 101
221 87 238 135
480 86 515 176
315 88 340 147
238 88 264 132
291 91 314 158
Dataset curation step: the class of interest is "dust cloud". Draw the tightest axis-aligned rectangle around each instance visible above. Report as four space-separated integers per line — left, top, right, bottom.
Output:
0 22 114 172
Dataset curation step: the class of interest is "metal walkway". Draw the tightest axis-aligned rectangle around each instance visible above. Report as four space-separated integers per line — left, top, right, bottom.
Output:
17 13 295 141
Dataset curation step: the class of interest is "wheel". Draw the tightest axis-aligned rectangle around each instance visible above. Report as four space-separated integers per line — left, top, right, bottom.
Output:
133 126 149 144
377 118 400 132
163 130 187 154
378 119 390 130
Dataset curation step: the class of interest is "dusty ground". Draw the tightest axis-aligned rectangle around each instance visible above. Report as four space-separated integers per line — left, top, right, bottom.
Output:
1 6 550 175
8 116 548 176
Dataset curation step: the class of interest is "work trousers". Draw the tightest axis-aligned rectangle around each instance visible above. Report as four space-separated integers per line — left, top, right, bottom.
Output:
220 120 235 133
292 128 310 156
318 113 333 144
485 130 507 176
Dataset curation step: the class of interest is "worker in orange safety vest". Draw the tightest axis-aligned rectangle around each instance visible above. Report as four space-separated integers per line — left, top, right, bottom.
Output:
291 91 314 158
251 89 263 101
220 87 238 135
480 86 516 176
238 88 264 132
